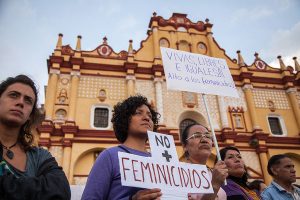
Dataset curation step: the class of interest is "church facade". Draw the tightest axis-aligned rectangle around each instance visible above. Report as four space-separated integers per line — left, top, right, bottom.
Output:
38 13 300 185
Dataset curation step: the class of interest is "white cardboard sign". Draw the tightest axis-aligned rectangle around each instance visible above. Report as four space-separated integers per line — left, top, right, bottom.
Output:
118 131 213 199
147 131 179 163
160 47 239 98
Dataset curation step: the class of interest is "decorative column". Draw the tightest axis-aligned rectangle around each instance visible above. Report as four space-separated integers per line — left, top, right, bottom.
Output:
154 77 164 123
124 52 137 97
61 125 77 183
152 26 161 65
242 84 260 130
62 139 72 180
252 133 272 184
286 88 300 131
217 96 230 129
126 75 136 97
189 33 197 53
44 69 59 120
67 71 80 121
204 19 214 56
169 31 176 49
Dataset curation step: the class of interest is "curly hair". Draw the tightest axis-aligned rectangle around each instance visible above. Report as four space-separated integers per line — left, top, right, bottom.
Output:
0 75 39 151
111 95 160 143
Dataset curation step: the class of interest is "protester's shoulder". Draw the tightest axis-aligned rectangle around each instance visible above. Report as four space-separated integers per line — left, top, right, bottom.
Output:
28 146 53 161
95 146 122 163
26 146 54 169
260 185 275 197
101 146 122 156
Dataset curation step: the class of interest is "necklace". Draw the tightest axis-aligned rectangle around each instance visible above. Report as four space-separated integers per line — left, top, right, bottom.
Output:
2 141 18 160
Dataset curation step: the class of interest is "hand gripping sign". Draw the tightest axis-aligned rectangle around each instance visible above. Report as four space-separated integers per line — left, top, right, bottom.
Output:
118 131 213 199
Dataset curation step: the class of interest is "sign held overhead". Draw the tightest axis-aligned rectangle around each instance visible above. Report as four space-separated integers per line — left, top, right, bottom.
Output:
160 47 239 98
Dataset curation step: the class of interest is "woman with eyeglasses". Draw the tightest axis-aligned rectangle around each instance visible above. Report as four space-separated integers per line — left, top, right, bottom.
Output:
181 123 228 200
219 146 261 200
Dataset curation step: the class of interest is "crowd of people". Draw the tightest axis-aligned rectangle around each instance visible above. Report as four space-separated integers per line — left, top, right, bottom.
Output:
0 75 299 200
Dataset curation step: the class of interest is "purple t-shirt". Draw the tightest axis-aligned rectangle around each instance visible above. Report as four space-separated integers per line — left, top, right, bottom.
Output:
82 145 150 200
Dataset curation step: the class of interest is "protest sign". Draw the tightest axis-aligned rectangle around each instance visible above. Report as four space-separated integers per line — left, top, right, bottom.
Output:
147 131 179 163
118 131 213 199
160 47 239 98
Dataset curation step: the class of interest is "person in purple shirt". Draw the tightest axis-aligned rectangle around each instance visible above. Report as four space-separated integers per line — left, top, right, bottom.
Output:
82 95 162 200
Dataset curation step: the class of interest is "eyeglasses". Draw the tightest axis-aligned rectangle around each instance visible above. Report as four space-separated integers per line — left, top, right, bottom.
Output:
186 132 212 141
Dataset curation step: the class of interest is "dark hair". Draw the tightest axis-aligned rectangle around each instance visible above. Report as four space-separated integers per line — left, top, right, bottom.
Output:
219 146 248 182
111 95 160 143
248 179 264 191
180 123 199 158
0 75 39 150
267 154 289 176
180 123 199 146
219 146 240 161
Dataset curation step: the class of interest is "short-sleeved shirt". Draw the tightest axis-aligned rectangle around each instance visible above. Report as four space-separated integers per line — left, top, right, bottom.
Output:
0 147 52 178
82 145 151 200
261 181 300 200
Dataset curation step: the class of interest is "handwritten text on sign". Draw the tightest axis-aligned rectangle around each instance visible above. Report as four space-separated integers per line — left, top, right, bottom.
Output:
160 47 239 98
147 131 179 163
118 152 213 194
118 131 213 196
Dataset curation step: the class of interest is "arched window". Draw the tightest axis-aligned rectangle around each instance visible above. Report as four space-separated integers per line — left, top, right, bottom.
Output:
179 118 197 134
55 109 67 120
178 40 190 52
159 38 170 48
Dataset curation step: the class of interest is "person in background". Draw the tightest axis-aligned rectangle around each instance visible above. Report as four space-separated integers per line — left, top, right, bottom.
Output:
181 123 228 200
261 154 300 200
0 75 70 200
219 146 260 200
248 180 267 195
82 95 162 200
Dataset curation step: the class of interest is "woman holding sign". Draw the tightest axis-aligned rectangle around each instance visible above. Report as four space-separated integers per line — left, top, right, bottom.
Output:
219 146 261 200
181 123 228 200
82 95 162 200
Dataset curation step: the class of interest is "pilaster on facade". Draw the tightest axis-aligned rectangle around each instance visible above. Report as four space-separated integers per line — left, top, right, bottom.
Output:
251 132 272 184
67 71 80 121
206 32 215 57
61 125 77 181
45 70 60 120
152 27 160 59
126 75 136 97
154 77 164 124
169 31 176 49
286 87 300 131
217 96 230 129
242 84 261 130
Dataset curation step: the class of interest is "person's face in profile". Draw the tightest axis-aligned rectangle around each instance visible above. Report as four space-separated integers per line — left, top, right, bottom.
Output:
128 104 154 137
224 150 245 178
271 157 296 184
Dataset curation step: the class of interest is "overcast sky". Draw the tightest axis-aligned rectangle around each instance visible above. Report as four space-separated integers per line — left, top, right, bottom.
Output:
0 0 299 105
